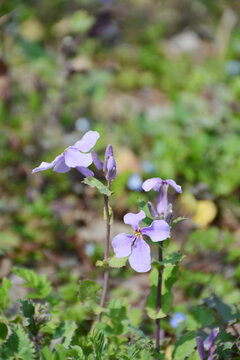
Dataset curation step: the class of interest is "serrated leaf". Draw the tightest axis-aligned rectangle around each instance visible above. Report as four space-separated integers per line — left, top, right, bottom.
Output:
62 322 77 348
12 267 52 299
20 300 35 318
1 325 35 360
160 252 185 267
0 322 8 340
79 280 101 303
172 331 196 360
108 256 128 268
82 177 112 196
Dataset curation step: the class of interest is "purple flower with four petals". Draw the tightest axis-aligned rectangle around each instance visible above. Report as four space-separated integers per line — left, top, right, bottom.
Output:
112 210 170 273
142 178 182 217
32 131 100 177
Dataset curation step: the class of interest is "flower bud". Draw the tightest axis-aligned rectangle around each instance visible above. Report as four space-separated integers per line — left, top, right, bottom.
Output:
106 155 116 182
104 144 113 171
91 150 103 171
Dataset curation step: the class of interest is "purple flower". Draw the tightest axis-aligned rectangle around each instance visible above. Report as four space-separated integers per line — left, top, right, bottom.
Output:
142 178 182 217
204 328 219 352
196 336 205 360
196 328 219 360
32 131 100 176
112 210 170 273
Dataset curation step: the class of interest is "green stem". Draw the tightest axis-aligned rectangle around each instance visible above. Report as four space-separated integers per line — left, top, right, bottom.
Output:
98 183 111 322
155 245 163 354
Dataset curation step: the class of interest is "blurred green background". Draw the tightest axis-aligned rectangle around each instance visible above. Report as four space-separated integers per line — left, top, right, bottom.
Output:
0 0 240 326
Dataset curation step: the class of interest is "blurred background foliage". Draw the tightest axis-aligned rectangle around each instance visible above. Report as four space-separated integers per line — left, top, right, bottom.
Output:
0 0 240 352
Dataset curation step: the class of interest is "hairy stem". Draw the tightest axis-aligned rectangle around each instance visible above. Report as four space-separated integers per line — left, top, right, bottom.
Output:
155 245 163 354
98 190 111 322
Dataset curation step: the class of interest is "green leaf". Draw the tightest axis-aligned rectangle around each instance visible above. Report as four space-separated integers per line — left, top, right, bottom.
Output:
0 322 8 340
160 252 185 267
20 300 35 318
137 200 153 227
82 177 112 196
109 256 128 268
41 346 54 360
172 331 197 360
1 325 35 360
203 294 240 324
12 267 52 299
62 322 77 348
146 264 179 319
68 345 84 360
0 277 11 311
79 280 101 303
54 344 67 360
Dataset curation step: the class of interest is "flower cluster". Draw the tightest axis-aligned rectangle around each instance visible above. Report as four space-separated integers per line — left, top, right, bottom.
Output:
32 130 182 274
112 177 182 273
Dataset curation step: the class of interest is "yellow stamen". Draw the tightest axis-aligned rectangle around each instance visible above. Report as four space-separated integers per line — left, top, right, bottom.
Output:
134 228 143 238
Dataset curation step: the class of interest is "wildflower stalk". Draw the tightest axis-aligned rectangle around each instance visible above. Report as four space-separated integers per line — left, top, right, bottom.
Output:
98 182 111 321
155 244 163 354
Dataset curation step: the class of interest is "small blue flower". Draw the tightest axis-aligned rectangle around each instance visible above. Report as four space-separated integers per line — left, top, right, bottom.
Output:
85 243 95 257
170 312 187 328
127 174 143 192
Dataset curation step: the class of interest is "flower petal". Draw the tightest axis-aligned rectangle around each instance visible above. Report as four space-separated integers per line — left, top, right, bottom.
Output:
76 166 94 177
157 185 169 215
73 131 100 152
124 210 146 231
203 328 219 351
64 147 92 168
129 237 151 272
142 178 163 192
166 179 182 193
112 233 134 258
32 154 63 174
141 220 170 242
196 336 205 360
91 150 103 171
53 156 71 173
